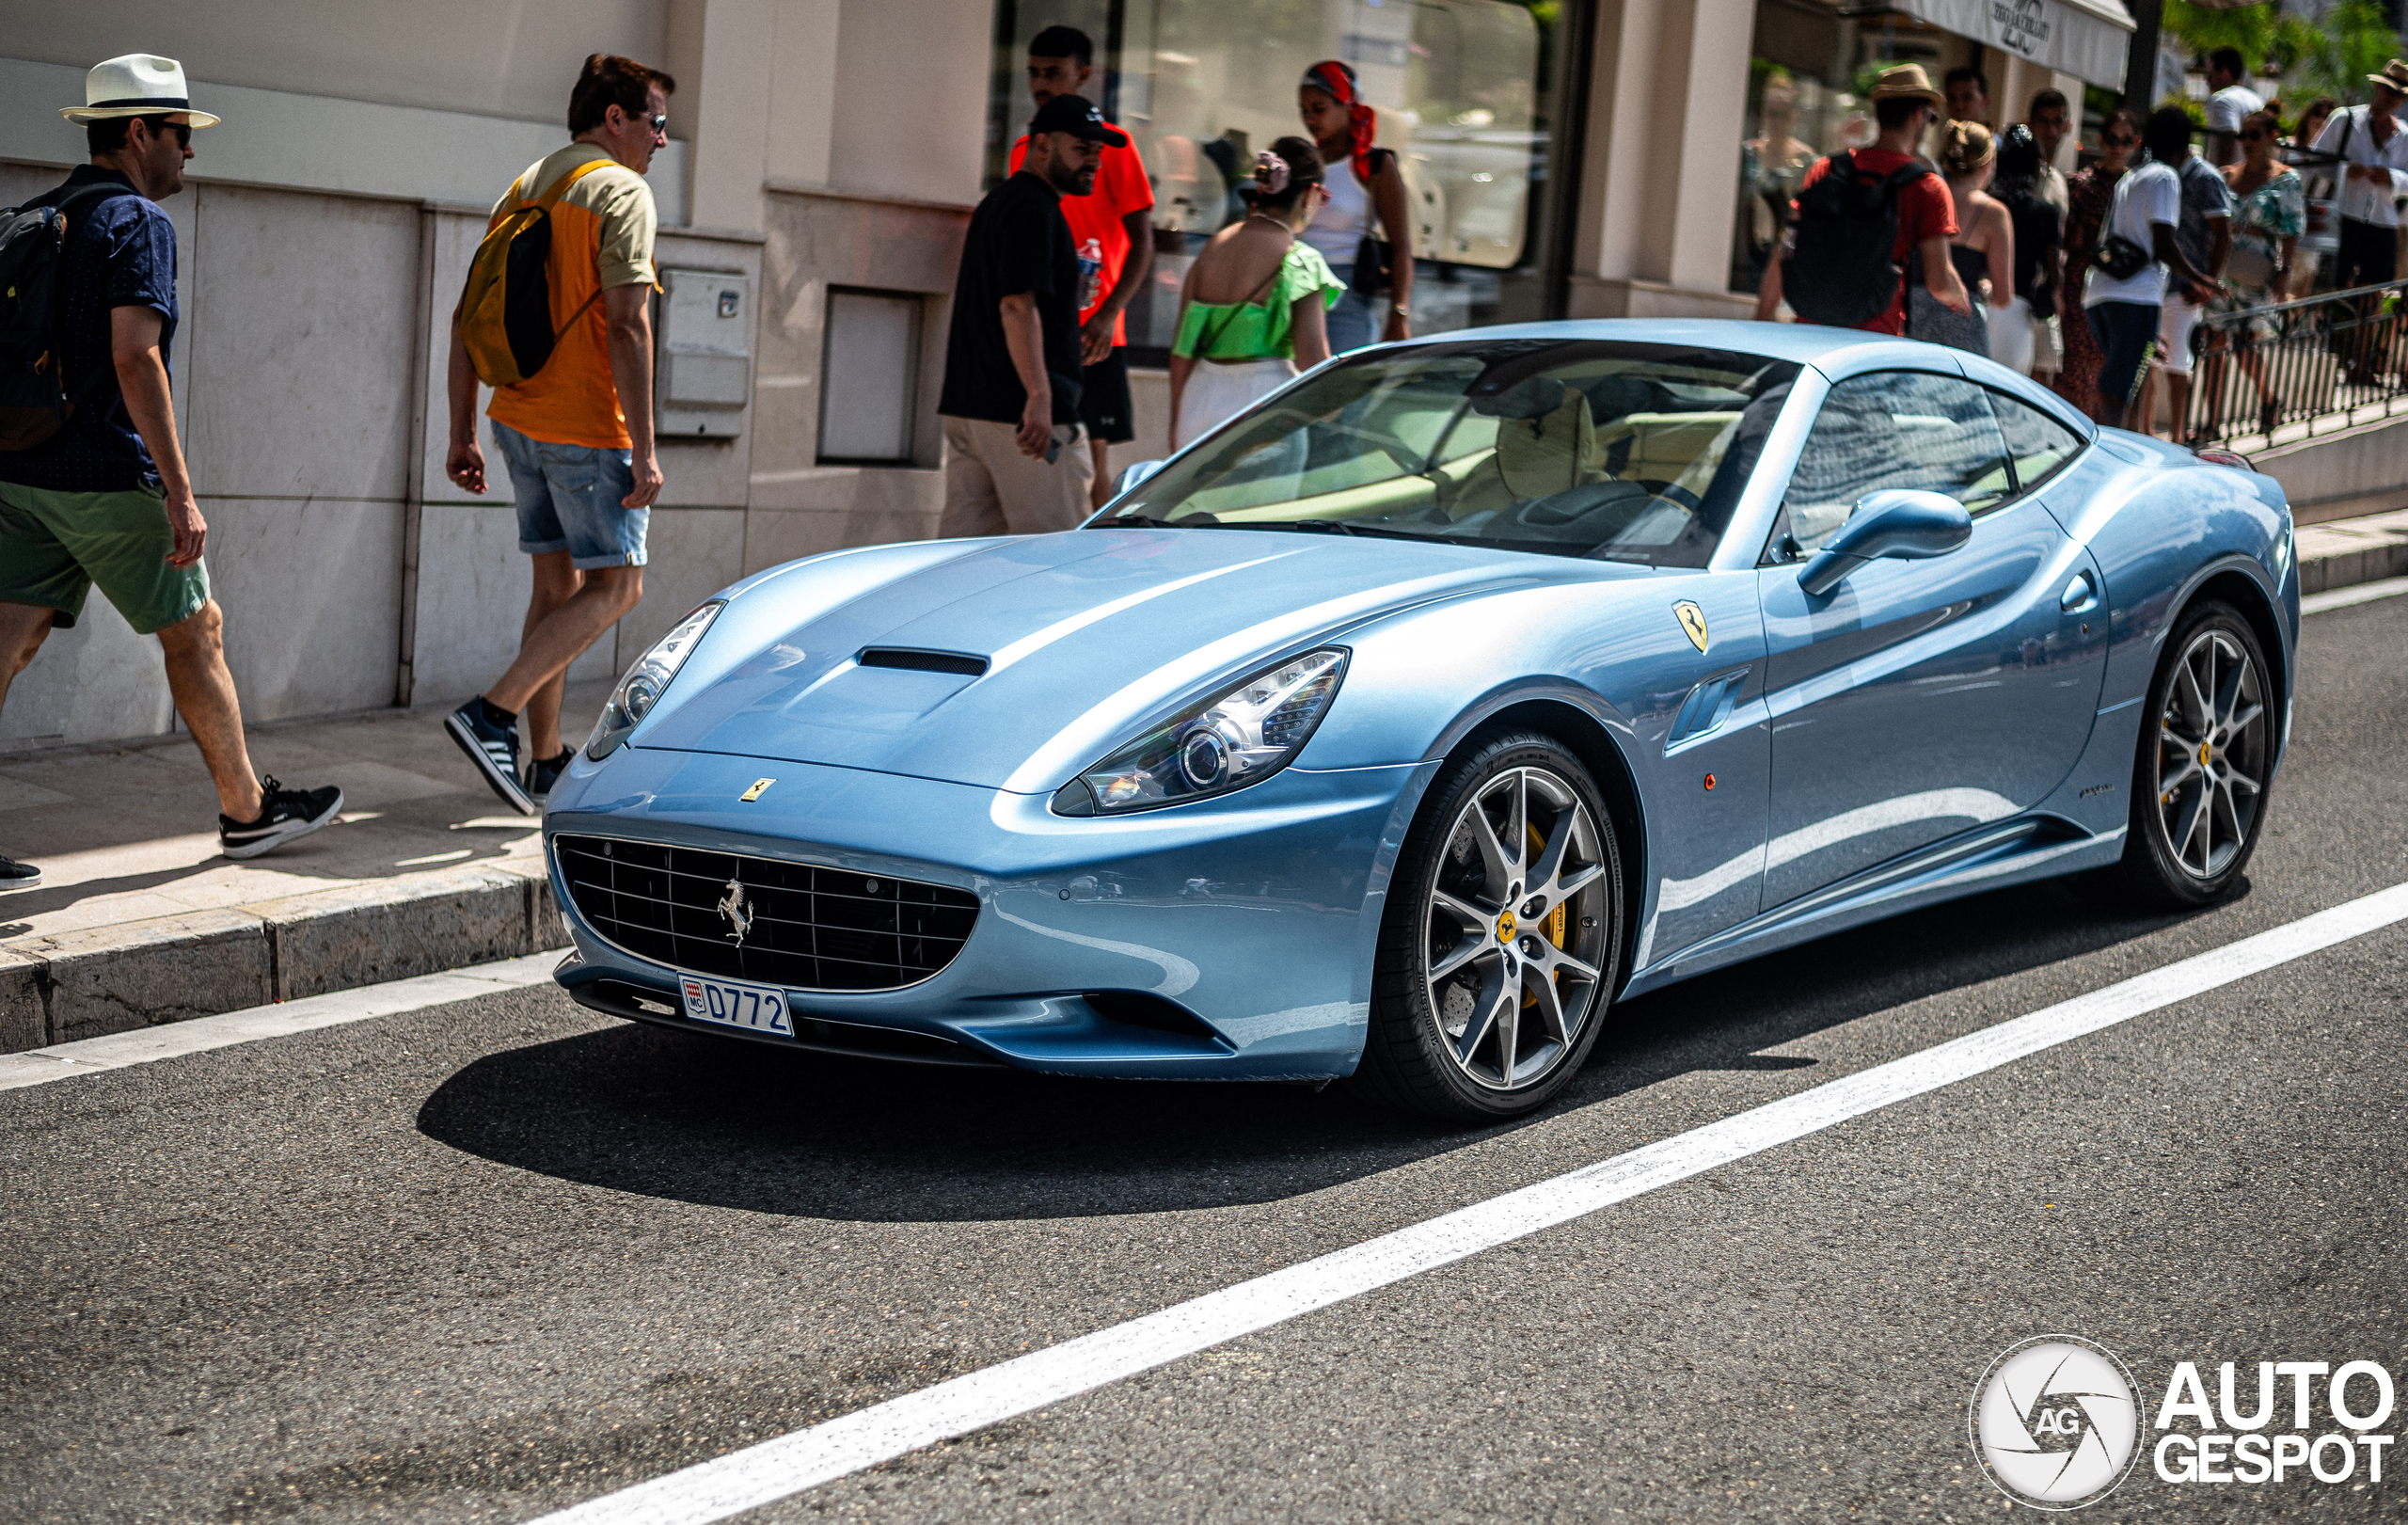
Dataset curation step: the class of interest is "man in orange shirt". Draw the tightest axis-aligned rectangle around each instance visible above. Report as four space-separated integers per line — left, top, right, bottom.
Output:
440 54 672 814
1006 25 1154 508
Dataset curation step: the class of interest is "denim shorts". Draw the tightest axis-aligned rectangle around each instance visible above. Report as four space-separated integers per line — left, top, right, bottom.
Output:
490 419 648 569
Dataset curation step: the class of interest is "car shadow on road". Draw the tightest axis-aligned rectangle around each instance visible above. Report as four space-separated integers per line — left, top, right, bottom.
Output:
415 874 2223 1223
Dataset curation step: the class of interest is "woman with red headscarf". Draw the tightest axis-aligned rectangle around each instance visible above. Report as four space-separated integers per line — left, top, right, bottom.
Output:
1298 59 1415 350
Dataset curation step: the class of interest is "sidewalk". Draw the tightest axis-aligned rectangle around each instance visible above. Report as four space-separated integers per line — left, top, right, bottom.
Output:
7 503 2408 1057
0 685 609 1052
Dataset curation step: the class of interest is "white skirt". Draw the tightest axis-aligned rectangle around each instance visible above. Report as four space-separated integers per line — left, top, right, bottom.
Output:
1176 357 1297 449
1987 296 2036 375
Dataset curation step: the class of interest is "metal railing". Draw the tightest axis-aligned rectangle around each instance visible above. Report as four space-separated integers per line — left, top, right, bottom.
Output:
2185 278 2408 449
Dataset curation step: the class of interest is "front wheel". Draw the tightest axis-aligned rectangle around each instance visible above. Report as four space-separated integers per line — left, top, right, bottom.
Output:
1354 733 1624 1122
2112 600 2274 907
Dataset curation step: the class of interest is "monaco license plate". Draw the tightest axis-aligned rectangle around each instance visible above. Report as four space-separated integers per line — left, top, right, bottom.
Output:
678 972 792 1036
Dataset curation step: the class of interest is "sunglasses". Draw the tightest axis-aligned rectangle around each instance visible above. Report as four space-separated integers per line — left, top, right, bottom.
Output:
645 112 668 133
2103 134 2137 147
2242 128 2270 140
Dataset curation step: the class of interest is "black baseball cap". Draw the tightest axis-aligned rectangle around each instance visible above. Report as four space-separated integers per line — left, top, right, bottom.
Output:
1028 94 1129 147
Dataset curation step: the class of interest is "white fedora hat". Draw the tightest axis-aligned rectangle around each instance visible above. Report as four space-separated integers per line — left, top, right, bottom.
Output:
60 55 219 129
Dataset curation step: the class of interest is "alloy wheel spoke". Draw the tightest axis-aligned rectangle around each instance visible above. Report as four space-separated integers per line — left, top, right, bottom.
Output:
2210 647 2251 727
2172 785 2210 874
1494 986 1521 1082
2225 763 2262 796
1524 963 1569 1044
2222 700 2263 739
1465 792 1518 898
1547 861 1604 906
1528 805 1578 899
1432 887 1494 928
2157 755 2202 796
1456 962 1511 1060
1430 936 1494 984
2177 660 2213 734
1544 945 1602 984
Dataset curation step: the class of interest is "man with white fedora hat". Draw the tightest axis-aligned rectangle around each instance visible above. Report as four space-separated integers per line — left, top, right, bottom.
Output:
0 55 343 891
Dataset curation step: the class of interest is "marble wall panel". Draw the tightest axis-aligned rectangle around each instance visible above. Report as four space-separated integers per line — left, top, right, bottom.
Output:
185 183 419 502
619 508 748 659
0 601 175 751
204 498 404 722
409 504 619 708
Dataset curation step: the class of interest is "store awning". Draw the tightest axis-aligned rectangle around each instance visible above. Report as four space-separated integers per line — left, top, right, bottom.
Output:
1895 0 2135 87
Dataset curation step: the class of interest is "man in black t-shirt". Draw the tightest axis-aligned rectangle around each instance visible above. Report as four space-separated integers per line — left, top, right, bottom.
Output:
937 94 1123 536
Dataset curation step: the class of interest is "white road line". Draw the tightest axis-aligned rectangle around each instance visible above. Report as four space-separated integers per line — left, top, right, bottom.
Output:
530 882 2408 1525
2302 576 2408 614
0 949 565 1093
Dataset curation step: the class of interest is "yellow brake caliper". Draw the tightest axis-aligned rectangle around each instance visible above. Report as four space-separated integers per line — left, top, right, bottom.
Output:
1523 822 1566 1007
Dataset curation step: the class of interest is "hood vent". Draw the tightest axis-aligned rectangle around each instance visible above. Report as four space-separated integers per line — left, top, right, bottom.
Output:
857 647 989 677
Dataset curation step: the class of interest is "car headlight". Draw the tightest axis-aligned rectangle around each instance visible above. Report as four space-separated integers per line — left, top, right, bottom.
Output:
585 600 722 761
1053 648 1348 815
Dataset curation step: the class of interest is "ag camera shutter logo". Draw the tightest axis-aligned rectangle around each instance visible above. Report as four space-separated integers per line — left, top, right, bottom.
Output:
1970 1336 2141 1509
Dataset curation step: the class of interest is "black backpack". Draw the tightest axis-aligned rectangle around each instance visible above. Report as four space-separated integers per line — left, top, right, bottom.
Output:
0 181 129 452
1782 151 1936 328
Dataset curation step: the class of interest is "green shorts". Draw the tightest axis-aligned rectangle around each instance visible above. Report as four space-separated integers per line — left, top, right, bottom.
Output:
0 480 209 634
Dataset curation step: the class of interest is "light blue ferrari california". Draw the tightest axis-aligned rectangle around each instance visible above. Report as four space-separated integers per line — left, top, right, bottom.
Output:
544 320 2295 1120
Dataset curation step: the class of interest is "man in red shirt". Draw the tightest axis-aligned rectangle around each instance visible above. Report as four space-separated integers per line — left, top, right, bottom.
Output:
1006 25 1153 507
1753 63 1970 334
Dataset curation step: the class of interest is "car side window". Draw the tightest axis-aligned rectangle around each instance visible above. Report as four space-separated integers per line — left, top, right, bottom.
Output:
1770 371 2017 558
1988 389 2087 492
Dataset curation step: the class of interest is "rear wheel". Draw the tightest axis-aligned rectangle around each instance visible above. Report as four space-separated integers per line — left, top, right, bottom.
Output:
2113 600 2273 907
1354 733 1623 1121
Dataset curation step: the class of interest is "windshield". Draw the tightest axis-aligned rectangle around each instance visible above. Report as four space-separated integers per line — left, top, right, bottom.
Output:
1106 340 1802 566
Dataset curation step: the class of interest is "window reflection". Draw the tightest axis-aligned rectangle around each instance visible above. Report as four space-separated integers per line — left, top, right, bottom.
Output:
986 0 1570 357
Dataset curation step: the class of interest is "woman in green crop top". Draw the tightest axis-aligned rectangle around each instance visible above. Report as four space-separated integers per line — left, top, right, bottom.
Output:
1170 136 1347 449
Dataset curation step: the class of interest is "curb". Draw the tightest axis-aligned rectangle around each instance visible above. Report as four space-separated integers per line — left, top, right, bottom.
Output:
2297 513 2408 596
3 861 562 1052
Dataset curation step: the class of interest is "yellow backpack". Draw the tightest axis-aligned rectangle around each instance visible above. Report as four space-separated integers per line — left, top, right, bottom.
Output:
458 158 614 388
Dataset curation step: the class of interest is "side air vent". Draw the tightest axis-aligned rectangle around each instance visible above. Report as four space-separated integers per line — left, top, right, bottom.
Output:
1668 668 1751 749
858 648 989 677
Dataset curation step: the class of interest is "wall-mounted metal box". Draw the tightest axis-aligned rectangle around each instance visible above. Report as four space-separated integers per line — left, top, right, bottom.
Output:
656 268 752 438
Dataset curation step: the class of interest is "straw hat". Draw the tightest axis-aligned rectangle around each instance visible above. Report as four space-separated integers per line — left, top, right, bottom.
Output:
59 55 219 129
2369 58 2408 95
1867 63 1944 110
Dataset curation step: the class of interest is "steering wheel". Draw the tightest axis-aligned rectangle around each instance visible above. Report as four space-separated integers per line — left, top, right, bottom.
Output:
1513 479 1649 529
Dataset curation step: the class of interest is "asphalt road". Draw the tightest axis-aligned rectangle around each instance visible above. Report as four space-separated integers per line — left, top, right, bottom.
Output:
5 596 2405 1525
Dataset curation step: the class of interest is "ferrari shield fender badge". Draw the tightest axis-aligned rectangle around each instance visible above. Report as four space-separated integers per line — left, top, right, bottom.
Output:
1673 600 1709 652
739 777 776 802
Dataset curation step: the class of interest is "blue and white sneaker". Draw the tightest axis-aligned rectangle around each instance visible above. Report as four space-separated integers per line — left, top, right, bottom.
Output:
445 699 535 815
525 746 575 806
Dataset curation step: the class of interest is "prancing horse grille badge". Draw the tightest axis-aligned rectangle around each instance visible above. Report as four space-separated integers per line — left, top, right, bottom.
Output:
1673 600 1709 652
739 777 776 802
716 877 753 944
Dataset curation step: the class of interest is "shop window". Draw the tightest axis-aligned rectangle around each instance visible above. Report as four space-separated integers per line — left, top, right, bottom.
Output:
985 0 1578 363
1731 0 1983 297
819 289 923 465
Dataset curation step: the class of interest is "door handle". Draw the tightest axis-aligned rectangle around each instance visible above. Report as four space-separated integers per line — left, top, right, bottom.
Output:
2060 572 2098 613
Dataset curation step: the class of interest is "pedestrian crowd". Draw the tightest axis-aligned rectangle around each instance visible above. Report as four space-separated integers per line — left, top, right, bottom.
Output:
1754 55 2408 438
938 32 1414 534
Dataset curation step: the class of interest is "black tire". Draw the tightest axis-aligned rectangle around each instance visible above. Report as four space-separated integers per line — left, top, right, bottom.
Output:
1352 731 1624 1122
2112 599 2274 907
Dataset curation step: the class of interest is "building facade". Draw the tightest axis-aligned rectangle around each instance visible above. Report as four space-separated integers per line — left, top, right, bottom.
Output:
0 0 2130 750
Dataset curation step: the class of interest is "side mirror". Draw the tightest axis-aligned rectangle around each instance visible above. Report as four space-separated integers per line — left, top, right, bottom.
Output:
1797 488 1972 596
1115 459 1167 497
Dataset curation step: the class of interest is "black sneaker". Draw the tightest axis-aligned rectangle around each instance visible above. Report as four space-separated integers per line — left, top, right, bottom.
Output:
0 856 40 891
220 776 344 860
445 699 534 815
525 746 575 806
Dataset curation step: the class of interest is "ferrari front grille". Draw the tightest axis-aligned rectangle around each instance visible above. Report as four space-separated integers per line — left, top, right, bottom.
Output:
551 834 979 992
